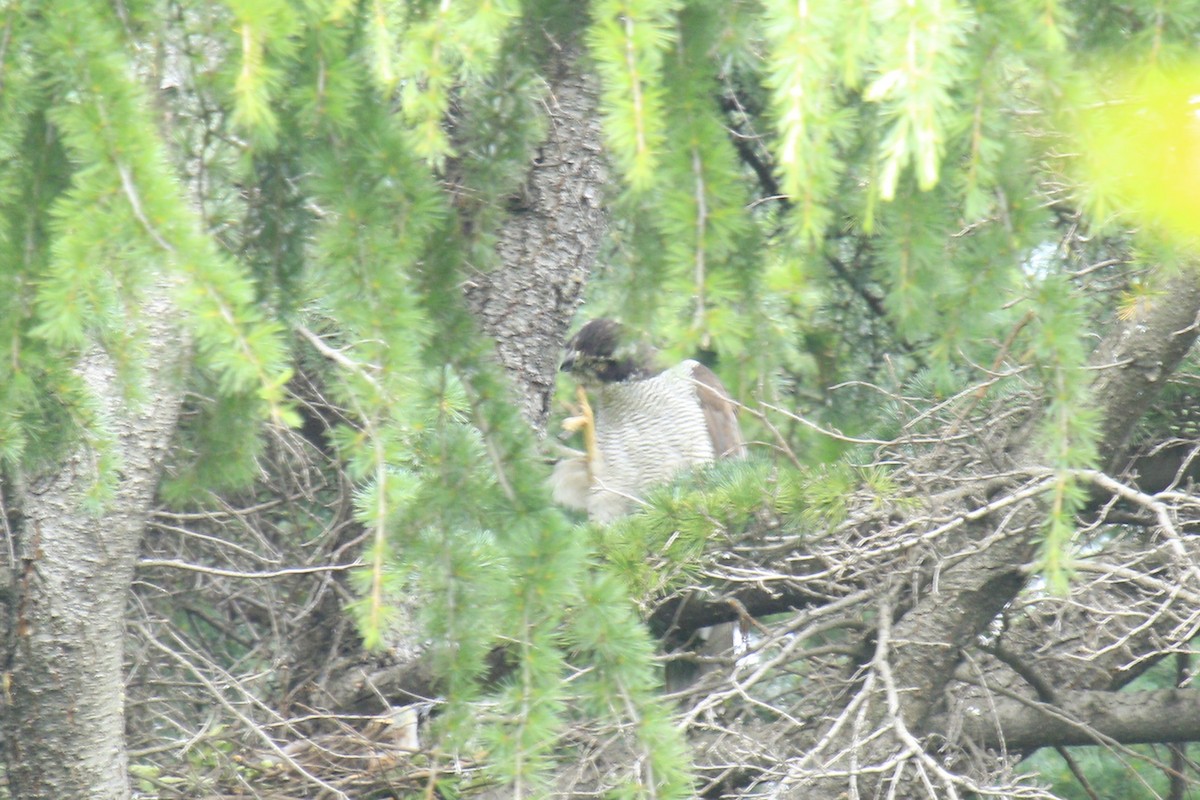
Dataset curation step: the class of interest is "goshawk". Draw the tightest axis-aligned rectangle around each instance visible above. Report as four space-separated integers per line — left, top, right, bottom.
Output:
550 318 746 521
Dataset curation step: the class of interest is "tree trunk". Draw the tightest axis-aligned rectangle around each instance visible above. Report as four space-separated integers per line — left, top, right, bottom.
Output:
464 45 608 431
3 286 184 800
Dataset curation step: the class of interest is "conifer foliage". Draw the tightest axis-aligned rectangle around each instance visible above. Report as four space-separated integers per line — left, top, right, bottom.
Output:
2 1 1200 799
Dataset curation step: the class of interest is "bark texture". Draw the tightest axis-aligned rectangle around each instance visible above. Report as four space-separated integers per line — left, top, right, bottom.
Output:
952 688 1200 750
464 47 608 432
1092 271 1200 471
3 286 184 800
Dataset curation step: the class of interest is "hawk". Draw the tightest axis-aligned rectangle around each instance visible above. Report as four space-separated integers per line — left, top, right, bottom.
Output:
550 319 747 689
550 318 746 522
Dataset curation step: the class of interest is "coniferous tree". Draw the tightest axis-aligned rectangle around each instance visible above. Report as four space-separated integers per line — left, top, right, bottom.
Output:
2 1 1200 800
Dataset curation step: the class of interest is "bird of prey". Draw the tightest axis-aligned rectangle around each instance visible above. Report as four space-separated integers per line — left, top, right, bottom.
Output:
550 318 746 522
550 319 747 690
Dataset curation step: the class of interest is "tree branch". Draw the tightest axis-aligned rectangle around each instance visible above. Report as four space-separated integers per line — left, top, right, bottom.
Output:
950 688 1200 750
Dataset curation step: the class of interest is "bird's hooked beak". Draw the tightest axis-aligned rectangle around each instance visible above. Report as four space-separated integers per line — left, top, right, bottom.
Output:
560 349 579 373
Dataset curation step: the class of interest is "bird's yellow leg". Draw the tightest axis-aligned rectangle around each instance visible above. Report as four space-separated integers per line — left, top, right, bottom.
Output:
562 385 598 473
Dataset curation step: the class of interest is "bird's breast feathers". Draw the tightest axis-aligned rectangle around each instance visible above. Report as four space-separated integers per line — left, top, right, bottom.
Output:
593 361 719 492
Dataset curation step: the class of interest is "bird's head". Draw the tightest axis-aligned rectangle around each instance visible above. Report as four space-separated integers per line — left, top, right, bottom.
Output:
561 319 654 384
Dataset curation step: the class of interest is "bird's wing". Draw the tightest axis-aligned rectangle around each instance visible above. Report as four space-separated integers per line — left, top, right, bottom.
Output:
688 362 747 460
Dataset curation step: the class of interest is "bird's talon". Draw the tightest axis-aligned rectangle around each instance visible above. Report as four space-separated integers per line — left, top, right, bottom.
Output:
561 385 595 434
575 384 594 417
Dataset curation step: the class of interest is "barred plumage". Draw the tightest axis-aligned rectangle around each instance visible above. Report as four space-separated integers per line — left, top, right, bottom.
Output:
587 361 718 520
551 320 745 521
